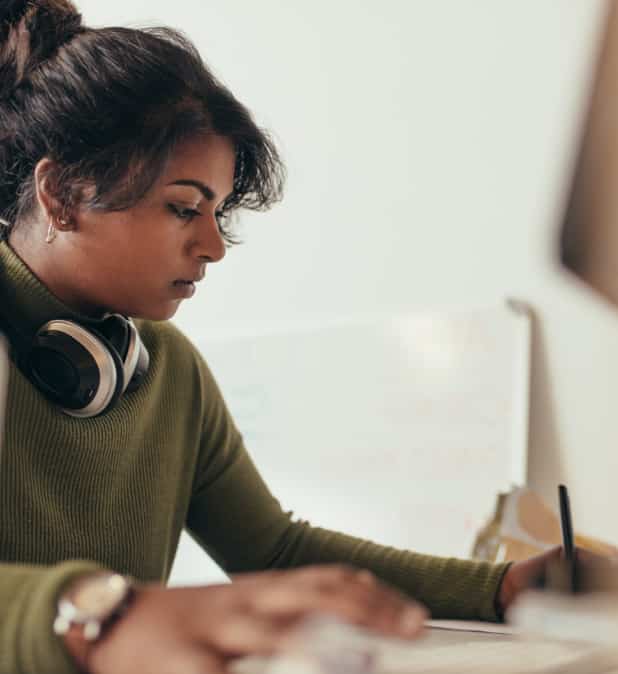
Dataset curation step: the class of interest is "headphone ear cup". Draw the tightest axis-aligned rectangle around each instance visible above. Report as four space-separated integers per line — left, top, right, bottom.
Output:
97 313 130 362
124 321 149 393
29 320 125 418
95 315 149 395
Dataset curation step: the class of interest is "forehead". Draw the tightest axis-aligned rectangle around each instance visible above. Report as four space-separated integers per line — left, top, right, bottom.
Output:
159 134 236 192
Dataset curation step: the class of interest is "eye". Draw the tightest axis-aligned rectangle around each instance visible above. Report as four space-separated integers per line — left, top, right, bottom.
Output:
168 204 201 222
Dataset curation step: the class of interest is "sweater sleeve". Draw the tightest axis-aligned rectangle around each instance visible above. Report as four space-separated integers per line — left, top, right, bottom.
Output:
186 358 510 622
0 559 107 674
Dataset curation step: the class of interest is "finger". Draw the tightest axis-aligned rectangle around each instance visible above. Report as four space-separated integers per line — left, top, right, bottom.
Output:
282 564 365 589
231 565 427 639
228 569 288 586
247 579 427 639
198 613 289 657
230 565 370 596
574 547 608 565
248 574 390 616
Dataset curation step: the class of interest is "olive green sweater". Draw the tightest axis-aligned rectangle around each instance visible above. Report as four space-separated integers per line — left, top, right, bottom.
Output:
0 240 509 674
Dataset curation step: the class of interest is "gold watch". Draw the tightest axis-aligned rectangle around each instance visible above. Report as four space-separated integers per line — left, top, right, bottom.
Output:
53 572 134 665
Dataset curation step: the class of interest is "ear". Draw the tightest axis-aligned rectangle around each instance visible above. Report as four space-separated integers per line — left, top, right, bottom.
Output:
33 157 75 231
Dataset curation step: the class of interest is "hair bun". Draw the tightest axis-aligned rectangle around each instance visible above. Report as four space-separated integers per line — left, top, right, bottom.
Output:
1 0 33 25
1 0 83 99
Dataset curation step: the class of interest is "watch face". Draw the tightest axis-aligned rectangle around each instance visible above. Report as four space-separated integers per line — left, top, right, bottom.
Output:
67 573 129 619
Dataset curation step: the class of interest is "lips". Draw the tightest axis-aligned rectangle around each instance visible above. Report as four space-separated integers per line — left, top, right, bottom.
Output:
171 280 197 298
173 272 205 286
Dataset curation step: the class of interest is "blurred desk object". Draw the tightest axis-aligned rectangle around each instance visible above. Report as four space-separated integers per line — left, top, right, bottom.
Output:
235 617 618 674
472 486 618 563
560 0 618 306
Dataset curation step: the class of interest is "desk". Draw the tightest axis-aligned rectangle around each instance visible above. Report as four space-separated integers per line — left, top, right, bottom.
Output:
234 623 618 674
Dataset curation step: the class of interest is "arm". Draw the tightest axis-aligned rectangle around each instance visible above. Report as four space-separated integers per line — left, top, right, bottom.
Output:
187 438 509 621
0 560 106 674
186 358 510 621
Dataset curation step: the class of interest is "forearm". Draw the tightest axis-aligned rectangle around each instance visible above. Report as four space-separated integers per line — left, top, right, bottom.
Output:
264 522 511 621
0 560 106 674
188 441 510 621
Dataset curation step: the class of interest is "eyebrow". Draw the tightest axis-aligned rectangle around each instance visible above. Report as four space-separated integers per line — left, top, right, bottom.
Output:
167 179 217 201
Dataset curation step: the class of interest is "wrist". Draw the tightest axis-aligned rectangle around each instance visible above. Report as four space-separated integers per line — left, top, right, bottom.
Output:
494 562 515 621
61 625 90 673
54 572 135 673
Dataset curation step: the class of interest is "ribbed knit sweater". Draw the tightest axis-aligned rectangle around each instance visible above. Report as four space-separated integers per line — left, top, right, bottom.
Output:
0 240 510 674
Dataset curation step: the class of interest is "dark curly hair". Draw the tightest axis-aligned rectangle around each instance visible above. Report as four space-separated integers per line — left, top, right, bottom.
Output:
0 0 285 244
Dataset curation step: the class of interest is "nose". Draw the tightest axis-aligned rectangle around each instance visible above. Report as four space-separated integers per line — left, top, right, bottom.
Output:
193 212 226 263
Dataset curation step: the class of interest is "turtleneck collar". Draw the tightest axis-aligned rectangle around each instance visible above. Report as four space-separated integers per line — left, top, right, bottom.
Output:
0 240 110 342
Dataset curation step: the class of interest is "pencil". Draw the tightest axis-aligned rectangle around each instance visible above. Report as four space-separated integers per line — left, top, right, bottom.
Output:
558 484 577 593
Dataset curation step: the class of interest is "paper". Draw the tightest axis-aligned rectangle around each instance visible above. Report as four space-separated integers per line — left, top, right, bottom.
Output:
374 639 604 674
232 617 611 674
426 619 514 635
234 640 608 674
509 590 618 646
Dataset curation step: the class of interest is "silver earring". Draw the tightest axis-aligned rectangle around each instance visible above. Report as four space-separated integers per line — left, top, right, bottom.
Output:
0 217 10 240
45 220 57 244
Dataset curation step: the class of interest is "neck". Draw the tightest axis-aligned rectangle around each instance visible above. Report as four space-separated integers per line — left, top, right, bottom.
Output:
8 230 105 319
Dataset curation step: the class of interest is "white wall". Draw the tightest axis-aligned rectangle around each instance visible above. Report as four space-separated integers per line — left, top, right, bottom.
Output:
81 2 618 551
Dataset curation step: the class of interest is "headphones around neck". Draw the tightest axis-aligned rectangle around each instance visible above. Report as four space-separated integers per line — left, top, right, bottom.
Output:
4 313 149 418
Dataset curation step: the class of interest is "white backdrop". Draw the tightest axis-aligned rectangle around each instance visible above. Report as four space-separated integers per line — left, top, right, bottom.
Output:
169 305 531 585
76 1 618 576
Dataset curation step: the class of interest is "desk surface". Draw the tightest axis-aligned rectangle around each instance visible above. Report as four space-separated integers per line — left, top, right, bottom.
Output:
234 623 618 674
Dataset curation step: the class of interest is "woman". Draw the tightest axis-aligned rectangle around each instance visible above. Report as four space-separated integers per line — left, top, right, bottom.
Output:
0 2 564 673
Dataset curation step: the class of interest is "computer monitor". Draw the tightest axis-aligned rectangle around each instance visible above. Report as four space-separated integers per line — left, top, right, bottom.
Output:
560 1 618 305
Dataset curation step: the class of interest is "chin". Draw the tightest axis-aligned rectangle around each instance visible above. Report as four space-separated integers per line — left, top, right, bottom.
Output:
137 302 181 322
117 295 181 321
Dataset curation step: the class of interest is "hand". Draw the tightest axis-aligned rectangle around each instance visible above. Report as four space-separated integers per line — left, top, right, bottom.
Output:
76 565 428 674
497 546 618 616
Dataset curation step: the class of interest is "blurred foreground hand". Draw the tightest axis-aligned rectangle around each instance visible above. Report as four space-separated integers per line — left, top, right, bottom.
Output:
76 565 427 674
498 546 618 614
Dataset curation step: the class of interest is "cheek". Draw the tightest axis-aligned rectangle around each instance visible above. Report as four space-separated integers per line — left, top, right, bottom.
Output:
90 209 181 283
133 225 181 261
121 235 176 274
